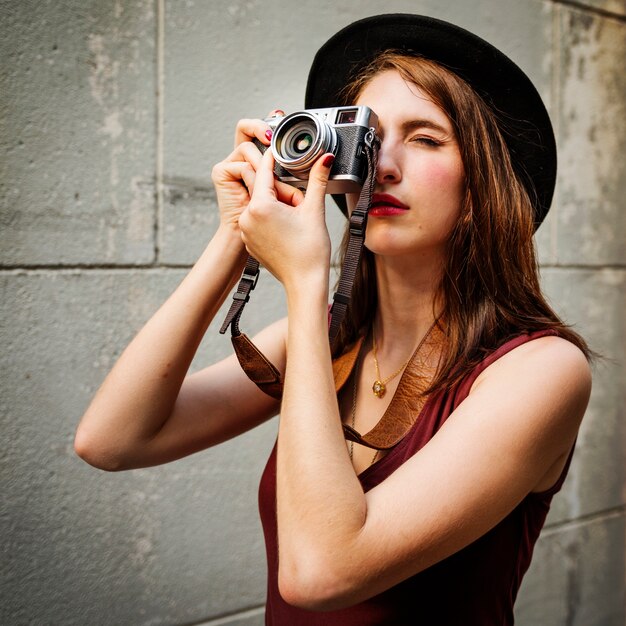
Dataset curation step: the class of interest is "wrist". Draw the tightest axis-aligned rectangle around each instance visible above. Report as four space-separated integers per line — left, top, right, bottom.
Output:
215 222 245 248
285 274 329 324
285 270 328 302
190 225 247 288
208 225 247 264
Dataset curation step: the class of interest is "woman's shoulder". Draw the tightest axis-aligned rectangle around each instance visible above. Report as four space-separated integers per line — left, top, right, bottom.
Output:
469 331 589 387
483 333 590 380
469 333 592 429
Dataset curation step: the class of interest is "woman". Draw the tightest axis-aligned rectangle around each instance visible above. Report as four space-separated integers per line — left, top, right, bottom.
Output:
75 14 592 625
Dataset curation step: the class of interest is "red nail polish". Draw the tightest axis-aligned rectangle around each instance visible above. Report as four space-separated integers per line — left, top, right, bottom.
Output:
265 129 273 141
322 154 335 168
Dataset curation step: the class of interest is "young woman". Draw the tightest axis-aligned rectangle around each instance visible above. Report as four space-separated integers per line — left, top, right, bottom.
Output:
75 14 592 625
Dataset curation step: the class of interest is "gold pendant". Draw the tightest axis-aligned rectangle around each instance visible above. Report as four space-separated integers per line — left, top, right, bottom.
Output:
372 380 386 398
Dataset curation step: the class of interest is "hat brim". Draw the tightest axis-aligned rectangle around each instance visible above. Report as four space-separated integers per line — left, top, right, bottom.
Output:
305 14 556 228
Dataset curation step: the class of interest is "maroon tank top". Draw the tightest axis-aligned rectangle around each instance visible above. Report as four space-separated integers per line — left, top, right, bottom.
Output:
258 330 574 625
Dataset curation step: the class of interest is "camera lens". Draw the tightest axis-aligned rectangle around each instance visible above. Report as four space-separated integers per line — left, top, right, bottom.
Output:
281 121 316 159
271 112 337 176
292 131 313 154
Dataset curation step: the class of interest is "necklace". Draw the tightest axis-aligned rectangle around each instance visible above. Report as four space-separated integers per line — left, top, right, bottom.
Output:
348 319 440 466
371 321 438 398
372 337 410 398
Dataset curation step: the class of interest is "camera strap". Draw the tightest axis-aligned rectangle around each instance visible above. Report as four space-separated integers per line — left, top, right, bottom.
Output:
328 130 379 345
219 134 384 441
219 255 261 338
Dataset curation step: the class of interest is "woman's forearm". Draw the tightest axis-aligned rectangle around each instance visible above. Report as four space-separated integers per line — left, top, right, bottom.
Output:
75 225 247 465
276 279 367 598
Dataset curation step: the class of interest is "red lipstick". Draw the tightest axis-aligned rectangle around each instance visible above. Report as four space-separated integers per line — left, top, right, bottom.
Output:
369 193 409 217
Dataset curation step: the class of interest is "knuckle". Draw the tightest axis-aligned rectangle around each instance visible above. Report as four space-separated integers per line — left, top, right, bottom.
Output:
247 198 271 220
235 117 252 130
246 200 262 218
211 162 223 181
242 163 255 181
238 210 251 232
240 140 257 155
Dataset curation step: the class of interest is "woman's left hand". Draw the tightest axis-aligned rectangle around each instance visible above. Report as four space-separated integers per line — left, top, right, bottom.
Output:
238 150 334 291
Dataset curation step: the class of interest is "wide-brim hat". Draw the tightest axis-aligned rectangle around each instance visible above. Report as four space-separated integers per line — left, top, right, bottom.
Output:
305 13 556 228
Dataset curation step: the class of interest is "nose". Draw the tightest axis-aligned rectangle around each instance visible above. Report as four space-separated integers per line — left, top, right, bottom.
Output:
375 140 401 185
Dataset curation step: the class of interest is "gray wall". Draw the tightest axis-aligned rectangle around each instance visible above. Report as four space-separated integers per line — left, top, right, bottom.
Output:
1 1 624 624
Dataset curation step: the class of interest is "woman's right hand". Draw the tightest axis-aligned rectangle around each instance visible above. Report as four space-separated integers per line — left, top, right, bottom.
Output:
211 111 304 235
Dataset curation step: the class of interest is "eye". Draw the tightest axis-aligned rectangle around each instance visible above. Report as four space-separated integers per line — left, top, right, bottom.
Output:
410 136 441 147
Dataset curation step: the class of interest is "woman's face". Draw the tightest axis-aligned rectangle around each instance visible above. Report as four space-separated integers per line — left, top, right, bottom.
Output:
347 70 465 264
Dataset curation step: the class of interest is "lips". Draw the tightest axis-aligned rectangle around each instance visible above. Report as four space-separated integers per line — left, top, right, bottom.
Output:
369 193 409 217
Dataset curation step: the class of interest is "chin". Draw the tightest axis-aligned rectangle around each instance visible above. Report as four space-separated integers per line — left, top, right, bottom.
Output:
365 229 446 263
364 234 413 257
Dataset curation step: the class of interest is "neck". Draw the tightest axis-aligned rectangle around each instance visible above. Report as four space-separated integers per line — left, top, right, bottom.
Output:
372 253 442 351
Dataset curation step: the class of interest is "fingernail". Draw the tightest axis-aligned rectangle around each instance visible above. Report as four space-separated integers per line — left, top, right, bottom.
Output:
270 109 285 118
265 129 273 141
322 154 335 168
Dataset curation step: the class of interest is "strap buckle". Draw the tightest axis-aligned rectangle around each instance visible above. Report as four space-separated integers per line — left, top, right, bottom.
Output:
332 292 350 306
241 269 259 290
219 256 261 335
349 210 367 236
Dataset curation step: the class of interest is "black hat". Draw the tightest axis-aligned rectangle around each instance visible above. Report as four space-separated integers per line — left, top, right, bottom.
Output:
305 14 556 228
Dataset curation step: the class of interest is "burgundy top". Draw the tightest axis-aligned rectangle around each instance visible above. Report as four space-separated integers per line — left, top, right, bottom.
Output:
258 331 573 625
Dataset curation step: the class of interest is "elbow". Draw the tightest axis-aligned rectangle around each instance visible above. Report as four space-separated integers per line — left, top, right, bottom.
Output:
277 555 359 612
74 426 128 472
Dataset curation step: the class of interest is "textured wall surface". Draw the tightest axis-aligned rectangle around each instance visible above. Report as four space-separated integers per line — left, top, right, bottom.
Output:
1 1 624 625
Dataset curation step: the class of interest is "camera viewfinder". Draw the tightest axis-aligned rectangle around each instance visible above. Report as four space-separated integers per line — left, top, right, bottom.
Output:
336 109 357 124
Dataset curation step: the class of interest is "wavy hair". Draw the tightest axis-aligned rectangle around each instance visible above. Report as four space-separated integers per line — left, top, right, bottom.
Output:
333 52 590 392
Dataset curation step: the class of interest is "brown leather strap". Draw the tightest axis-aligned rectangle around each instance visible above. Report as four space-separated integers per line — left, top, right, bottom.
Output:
332 336 364 392
230 335 364 401
231 323 445 450
232 333 283 399
343 323 444 450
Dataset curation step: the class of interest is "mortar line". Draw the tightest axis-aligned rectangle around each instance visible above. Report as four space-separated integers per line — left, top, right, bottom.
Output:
550 0 626 22
184 605 265 626
542 504 625 534
155 0 165 264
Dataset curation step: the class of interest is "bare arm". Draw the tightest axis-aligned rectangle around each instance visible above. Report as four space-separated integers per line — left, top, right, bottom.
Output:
75 115 299 471
276 318 590 610
74 225 288 470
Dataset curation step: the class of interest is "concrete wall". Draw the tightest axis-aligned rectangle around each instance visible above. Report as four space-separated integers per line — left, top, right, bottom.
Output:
1 1 624 624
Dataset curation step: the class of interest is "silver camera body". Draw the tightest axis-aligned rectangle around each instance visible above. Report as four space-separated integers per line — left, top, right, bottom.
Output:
256 106 378 195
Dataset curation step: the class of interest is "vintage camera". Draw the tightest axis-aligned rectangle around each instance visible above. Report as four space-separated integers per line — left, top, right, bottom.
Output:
255 106 378 195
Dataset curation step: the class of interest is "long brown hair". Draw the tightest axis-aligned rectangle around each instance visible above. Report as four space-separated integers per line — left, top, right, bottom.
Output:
334 52 590 393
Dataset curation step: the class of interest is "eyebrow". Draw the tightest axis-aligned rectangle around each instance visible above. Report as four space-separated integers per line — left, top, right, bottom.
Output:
400 118 452 136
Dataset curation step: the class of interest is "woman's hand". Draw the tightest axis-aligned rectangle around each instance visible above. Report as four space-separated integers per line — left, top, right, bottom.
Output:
211 112 304 238
238 149 334 291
